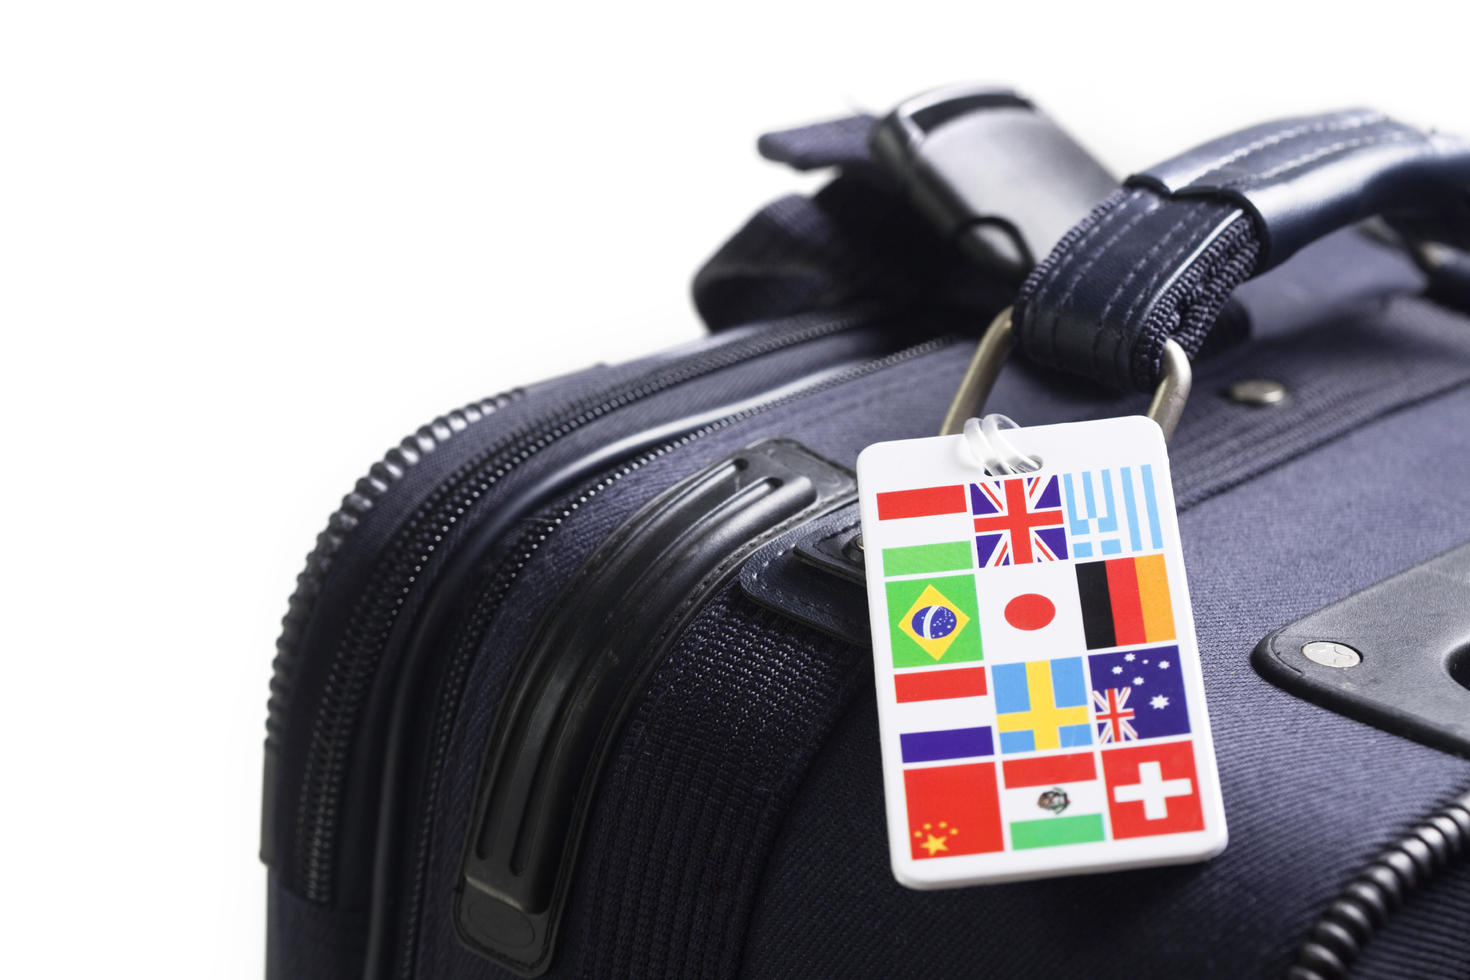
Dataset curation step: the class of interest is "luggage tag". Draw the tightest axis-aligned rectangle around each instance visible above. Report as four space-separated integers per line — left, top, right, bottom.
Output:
857 312 1227 889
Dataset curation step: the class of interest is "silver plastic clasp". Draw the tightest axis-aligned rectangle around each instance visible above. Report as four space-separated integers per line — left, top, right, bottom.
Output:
939 306 1193 441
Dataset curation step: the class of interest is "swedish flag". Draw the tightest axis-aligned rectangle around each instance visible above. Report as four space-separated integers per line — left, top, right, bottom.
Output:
885 574 982 668
992 657 1092 753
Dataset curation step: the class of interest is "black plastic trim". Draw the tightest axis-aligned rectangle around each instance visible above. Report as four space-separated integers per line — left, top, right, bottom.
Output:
870 83 1114 279
1287 786 1470 979
1253 541 1470 759
453 440 855 975
740 503 867 645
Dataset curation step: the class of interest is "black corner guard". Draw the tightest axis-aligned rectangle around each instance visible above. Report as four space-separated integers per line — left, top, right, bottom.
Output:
1253 541 1470 759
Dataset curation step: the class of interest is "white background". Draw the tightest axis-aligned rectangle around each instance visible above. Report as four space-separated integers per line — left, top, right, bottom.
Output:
3 2 1468 976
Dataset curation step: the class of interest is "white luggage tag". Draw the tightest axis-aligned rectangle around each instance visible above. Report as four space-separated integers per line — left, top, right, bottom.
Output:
857 312 1227 889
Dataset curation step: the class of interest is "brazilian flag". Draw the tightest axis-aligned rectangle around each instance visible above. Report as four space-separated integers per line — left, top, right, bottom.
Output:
885 573 982 668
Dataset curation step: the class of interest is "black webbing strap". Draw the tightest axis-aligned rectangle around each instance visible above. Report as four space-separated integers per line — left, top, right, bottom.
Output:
1015 188 1261 393
694 89 1115 333
693 115 1006 330
755 113 882 175
572 588 869 978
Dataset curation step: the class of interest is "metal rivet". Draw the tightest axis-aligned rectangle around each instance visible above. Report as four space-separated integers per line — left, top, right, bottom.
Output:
1301 641 1362 669
1226 379 1288 406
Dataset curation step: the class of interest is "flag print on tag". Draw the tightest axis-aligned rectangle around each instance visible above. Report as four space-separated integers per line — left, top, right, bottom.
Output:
903 762 1004 859
971 474 1069 566
975 560 1087 662
900 725 995 763
894 665 988 703
1102 740 1205 839
884 575 982 668
1000 752 1106 850
1088 647 1190 743
890 666 995 763
858 415 1226 889
1076 554 1176 650
875 484 973 545
992 658 1092 754
1062 467 1164 559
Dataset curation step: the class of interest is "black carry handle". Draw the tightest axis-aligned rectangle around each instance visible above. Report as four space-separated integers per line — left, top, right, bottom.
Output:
1012 109 1470 393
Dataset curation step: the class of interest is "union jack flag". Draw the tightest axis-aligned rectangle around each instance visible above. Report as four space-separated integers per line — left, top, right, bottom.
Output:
970 475 1069 566
1092 687 1138 743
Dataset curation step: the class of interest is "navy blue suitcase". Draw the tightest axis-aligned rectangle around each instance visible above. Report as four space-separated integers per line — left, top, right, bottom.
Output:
262 88 1470 978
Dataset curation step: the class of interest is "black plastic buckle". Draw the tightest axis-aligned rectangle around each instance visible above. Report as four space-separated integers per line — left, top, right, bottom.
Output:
870 85 1115 282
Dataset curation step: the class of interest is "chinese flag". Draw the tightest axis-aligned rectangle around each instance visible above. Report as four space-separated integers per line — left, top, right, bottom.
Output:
903 762 1004 859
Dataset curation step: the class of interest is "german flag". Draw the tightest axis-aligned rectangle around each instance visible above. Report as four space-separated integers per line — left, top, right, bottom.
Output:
1075 554 1175 649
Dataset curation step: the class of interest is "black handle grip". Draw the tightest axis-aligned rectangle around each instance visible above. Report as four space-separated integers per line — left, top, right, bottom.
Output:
454 440 854 976
1013 109 1470 393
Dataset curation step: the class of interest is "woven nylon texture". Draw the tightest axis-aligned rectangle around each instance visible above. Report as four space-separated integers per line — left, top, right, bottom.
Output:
740 387 1470 979
692 119 1011 331
1013 187 1261 393
572 590 865 978
395 305 1470 978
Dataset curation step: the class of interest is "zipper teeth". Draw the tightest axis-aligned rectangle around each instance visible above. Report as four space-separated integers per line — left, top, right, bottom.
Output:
268 392 523 749
288 313 878 903
395 337 952 976
1290 787 1470 979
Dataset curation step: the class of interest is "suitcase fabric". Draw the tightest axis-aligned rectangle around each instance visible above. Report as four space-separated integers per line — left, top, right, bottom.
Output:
262 93 1470 979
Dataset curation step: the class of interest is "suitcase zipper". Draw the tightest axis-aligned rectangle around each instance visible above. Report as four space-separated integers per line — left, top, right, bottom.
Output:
381 338 950 978
272 311 924 906
269 392 523 755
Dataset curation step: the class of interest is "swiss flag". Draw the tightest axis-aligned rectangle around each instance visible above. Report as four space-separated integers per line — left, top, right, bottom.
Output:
1101 740 1204 839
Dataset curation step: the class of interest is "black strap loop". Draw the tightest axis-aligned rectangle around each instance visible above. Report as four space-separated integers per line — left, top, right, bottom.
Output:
692 117 998 331
694 87 1114 332
1014 109 1470 393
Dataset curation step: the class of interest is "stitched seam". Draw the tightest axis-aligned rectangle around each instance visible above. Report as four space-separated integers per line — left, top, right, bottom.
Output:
1087 207 1202 383
1095 207 1223 385
810 521 861 565
747 544 793 596
1168 111 1387 186
746 517 858 625
1049 195 1163 383
1095 208 1200 326
1143 217 1256 387
1052 195 1164 310
1119 208 1220 332
1122 209 1227 382
1222 128 1417 188
747 541 846 626
1034 191 1141 362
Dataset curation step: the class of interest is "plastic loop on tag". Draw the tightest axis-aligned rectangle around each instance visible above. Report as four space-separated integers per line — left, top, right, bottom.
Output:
961 414 1042 475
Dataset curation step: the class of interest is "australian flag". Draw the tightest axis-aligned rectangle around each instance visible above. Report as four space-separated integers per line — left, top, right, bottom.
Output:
970 475 1069 566
1086 645 1190 742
